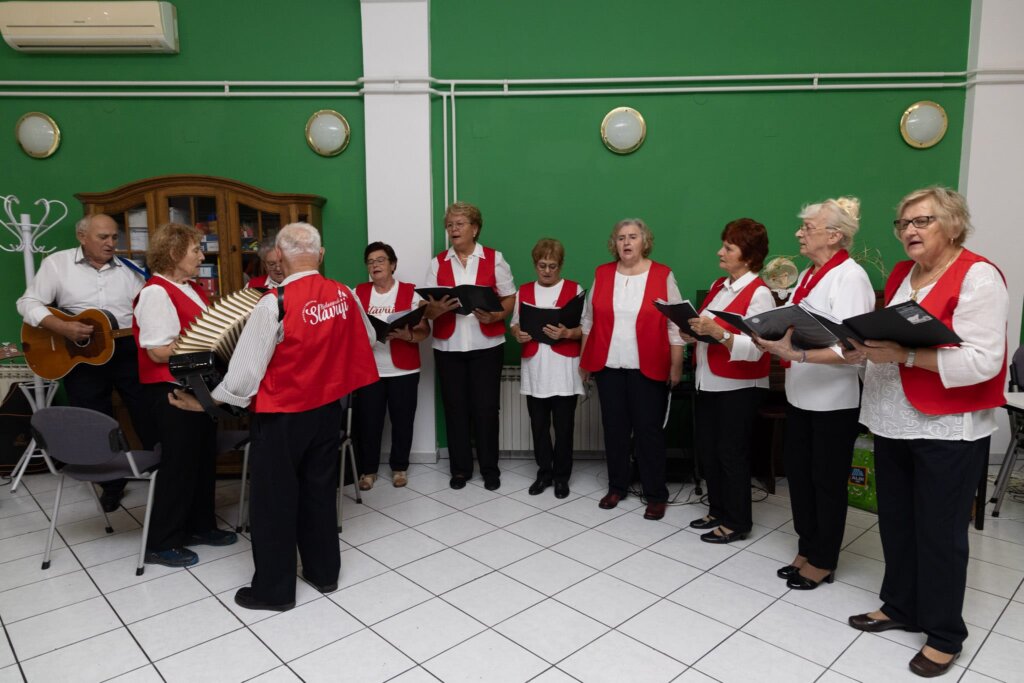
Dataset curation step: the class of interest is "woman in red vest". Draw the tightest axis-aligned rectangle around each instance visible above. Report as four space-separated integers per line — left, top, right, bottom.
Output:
423 202 517 491
510 239 584 499
579 218 685 521
684 218 772 544
757 197 874 590
354 242 429 490
133 223 237 568
845 187 1008 678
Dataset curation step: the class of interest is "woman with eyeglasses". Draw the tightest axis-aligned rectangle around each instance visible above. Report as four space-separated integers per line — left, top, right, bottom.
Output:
844 187 1007 678
579 218 685 521
353 242 430 490
510 238 584 499
756 197 874 589
423 202 516 491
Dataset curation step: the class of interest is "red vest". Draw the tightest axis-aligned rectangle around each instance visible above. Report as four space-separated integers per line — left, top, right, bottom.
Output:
884 249 1007 416
252 275 379 413
519 280 582 359
697 276 771 380
580 261 671 382
355 281 421 371
247 274 268 289
432 246 505 340
133 277 209 385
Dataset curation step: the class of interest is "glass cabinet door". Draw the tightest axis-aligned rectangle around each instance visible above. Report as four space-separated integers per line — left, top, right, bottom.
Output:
237 202 285 286
164 193 223 299
108 203 149 269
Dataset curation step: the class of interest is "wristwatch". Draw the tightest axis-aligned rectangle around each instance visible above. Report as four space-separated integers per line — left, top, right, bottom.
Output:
721 331 732 342
904 349 917 368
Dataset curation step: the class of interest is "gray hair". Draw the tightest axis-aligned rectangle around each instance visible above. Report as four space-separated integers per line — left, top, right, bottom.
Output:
276 222 321 257
75 215 94 237
607 218 654 259
799 196 860 250
257 233 277 258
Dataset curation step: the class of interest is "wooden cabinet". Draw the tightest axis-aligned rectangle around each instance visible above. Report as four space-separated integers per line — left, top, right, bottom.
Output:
76 175 326 299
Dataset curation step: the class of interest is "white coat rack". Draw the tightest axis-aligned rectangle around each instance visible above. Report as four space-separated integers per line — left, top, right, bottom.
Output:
1 195 67 491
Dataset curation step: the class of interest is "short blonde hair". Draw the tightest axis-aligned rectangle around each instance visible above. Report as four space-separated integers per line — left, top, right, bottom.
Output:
607 218 654 259
895 186 972 246
444 202 483 241
531 238 565 265
147 223 202 276
799 196 860 250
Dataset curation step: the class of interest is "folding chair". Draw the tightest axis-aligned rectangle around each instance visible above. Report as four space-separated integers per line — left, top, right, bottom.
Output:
337 393 361 531
32 407 161 576
991 345 1024 517
217 430 251 532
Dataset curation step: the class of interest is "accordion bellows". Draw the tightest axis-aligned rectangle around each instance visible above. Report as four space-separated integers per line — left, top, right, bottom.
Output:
174 287 267 362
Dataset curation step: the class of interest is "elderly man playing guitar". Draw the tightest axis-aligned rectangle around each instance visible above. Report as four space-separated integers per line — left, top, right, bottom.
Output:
16 213 157 511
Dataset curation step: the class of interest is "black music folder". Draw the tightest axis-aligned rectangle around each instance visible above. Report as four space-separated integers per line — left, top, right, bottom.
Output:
367 306 427 345
653 299 719 344
415 285 503 315
518 290 586 345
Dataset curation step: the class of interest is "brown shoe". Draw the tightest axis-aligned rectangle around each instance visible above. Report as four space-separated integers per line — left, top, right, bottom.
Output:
358 474 376 491
598 492 623 509
392 471 408 487
909 649 960 678
643 502 666 520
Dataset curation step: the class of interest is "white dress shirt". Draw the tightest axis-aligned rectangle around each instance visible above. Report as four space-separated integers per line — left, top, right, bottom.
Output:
212 271 375 408
581 268 685 370
784 258 875 411
510 279 585 398
359 281 423 378
17 247 145 330
425 243 516 353
134 275 209 348
860 261 1007 441
693 271 774 392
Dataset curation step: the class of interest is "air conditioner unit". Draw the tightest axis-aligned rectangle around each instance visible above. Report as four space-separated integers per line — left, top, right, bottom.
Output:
0 1 178 53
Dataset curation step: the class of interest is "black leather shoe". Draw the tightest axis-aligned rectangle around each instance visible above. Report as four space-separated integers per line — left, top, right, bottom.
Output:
528 478 551 495
484 478 501 491
848 613 922 633
598 492 623 509
786 572 834 590
449 476 467 490
553 481 570 499
99 488 123 513
909 649 960 678
776 564 800 580
689 516 718 530
233 587 294 612
700 528 747 544
303 575 338 594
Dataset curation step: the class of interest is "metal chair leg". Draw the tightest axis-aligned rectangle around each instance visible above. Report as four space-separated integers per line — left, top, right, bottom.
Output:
991 430 1022 518
86 482 115 534
41 474 65 570
137 471 159 576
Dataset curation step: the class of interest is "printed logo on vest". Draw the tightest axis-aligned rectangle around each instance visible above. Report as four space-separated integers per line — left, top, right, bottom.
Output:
302 289 350 325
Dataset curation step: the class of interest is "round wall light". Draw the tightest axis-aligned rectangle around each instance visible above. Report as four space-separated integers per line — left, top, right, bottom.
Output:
305 109 350 157
600 107 646 154
16 112 61 159
900 101 947 149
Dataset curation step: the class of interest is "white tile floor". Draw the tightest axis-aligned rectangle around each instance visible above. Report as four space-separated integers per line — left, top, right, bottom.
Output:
1 457 1023 683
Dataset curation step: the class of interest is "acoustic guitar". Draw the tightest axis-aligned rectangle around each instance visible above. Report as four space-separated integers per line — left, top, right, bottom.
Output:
21 308 133 380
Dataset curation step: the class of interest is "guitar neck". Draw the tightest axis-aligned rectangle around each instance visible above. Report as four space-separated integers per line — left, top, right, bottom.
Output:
112 329 135 339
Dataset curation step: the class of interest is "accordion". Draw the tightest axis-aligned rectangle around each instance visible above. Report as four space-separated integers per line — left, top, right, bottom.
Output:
169 287 268 418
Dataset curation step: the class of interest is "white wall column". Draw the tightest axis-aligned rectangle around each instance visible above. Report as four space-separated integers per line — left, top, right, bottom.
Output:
361 0 436 461
959 0 1024 455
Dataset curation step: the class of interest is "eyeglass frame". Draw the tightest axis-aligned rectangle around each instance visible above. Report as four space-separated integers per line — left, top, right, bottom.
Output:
893 215 938 232
365 256 390 266
534 261 561 272
796 222 839 235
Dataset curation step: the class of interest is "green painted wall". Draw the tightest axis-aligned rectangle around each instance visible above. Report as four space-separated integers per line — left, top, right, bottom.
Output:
0 0 366 341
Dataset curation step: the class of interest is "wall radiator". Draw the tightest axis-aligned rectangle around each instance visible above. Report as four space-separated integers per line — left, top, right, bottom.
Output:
0 365 35 403
499 366 604 455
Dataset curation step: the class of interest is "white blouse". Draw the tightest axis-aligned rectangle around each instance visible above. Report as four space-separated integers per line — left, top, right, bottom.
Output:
425 244 516 353
784 258 875 411
358 281 423 378
581 267 685 370
694 271 775 392
859 261 1008 441
134 274 208 348
510 279 585 398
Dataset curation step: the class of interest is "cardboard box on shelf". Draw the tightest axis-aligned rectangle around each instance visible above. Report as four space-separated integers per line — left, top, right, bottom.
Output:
127 208 148 228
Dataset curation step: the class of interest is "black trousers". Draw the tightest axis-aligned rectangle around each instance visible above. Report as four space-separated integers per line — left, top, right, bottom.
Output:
355 372 419 475
145 383 217 551
64 337 158 492
249 401 342 605
783 404 860 570
695 388 766 533
434 345 503 481
526 394 577 483
594 368 669 503
876 435 988 655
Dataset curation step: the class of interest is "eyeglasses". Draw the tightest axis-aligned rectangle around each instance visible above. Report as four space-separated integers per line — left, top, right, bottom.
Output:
535 262 560 272
893 215 937 232
796 222 837 235
365 256 389 266
445 220 472 230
